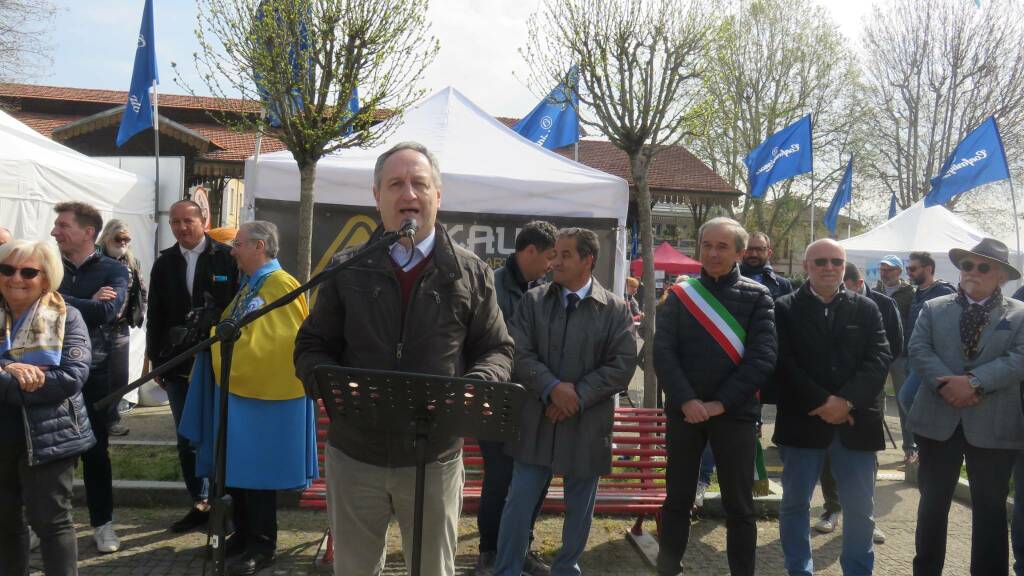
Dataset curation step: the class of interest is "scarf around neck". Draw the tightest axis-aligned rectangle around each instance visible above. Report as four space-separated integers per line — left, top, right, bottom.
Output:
0 291 66 365
956 286 1002 360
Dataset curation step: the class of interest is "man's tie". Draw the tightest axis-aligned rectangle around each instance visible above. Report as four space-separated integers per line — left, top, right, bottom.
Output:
566 292 581 318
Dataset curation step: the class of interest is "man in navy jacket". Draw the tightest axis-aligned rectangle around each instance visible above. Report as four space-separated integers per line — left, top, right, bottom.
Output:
51 202 128 554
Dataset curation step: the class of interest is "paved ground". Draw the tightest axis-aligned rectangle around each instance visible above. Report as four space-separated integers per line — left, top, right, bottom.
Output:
34 371 982 575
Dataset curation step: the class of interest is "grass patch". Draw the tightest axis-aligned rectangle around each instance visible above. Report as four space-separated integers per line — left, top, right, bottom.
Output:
75 444 182 482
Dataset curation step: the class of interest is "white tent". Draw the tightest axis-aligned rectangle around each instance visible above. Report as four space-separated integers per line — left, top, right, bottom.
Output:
0 109 159 403
245 86 631 291
840 200 1021 289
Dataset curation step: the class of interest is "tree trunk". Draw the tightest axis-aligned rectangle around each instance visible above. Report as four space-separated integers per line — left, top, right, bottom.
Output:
296 160 317 281
630 152 659 408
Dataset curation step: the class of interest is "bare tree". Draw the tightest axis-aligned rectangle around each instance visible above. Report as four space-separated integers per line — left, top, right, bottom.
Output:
684 0 866 244
862 0 1024 213
523 0 715 405
179 0 438 280
0 0 56 81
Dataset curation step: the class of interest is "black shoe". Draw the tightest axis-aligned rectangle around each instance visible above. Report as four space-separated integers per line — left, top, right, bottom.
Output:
475 551 496 575
170 507 210 533
108 423 130 436
228 551 275 576
523 550 551 576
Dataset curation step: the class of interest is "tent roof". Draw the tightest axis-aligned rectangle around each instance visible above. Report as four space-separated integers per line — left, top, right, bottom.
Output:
246 87 629 223
631 241 701 275
839 201 986 254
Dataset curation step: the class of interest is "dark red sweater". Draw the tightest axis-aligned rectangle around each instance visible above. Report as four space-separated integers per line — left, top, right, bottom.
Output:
391 254 433 322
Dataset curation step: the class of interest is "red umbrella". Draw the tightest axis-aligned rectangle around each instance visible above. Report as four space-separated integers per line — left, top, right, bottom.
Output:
630 241 701 277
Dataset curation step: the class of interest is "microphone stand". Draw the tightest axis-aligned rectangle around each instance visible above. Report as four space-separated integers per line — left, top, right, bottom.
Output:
95 220 418 576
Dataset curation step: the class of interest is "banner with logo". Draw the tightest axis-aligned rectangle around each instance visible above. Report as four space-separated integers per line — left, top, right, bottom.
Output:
255 200 618 287
116 0 158 147
513 66 580 150
925 115 1010 207
744 114 813 199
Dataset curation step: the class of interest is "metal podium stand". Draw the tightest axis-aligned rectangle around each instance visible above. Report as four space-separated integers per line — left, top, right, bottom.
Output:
314 365 526 576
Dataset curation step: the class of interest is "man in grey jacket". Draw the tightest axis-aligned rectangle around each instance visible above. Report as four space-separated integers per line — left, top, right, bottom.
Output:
909 238 1024 576
491 227 637 576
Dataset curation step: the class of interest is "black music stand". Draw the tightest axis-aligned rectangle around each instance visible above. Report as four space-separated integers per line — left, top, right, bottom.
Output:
314 365 526 576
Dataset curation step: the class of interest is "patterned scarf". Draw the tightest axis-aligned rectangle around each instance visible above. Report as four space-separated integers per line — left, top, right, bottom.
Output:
956 286 1002 360
0 291 66 365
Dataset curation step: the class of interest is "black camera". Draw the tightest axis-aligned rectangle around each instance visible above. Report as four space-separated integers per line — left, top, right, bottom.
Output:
165 292 221 354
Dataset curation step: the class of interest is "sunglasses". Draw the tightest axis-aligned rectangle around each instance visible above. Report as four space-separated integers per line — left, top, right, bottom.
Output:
813 258 845 268
113 236 132 245
959 260 992 274
0 264 42 280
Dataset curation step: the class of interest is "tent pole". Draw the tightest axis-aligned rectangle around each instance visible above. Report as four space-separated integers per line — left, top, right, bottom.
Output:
152 79 160 256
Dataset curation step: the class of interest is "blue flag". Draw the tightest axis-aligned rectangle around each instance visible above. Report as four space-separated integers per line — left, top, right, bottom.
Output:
255 3 311 128
744 114 813 198
513 67 579 150
888 193 898 219
925 116 1010 207
116 0 158 147
824 159 852 236
342 87 359 136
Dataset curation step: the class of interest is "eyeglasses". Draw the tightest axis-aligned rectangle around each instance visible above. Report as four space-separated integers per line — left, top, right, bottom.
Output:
959 260 992 274
746 246 768 253
0 264 42 280
906 265 919 273
879 266 898 273
813 258 845 268
113 236 132 245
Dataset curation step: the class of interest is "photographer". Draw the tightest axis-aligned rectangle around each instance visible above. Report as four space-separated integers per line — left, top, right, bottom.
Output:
146 200 237 533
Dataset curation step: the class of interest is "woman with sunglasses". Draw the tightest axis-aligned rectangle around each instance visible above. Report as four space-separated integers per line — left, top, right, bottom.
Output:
0 239 95 575
98 220 148 436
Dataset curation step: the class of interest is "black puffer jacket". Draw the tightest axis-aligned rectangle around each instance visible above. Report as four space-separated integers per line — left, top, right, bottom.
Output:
0 306 95 465
653 266 777 421
772 284 891 451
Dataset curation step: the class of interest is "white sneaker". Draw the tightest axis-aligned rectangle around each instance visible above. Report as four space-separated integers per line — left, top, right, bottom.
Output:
694 481 709 508
93 521 120 554
873 527 886 544
29 527 40 551
813 511 840 534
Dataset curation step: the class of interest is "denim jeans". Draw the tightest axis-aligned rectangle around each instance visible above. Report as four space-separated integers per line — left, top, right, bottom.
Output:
493 462 599 576
898 370 922 414
165 375 209 502
476 440 548 553
779 436 876 576
698 444 715 485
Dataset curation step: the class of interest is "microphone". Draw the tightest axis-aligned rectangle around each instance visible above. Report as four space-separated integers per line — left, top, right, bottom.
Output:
399 219 419 239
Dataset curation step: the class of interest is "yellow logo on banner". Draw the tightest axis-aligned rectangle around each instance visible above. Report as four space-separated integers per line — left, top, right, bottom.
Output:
309 214 378 308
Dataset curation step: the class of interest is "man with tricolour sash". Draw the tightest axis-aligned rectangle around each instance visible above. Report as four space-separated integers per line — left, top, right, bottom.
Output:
653 217 777 576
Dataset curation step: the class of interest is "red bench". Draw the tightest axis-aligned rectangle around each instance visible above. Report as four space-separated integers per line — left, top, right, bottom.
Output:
300 403 668 567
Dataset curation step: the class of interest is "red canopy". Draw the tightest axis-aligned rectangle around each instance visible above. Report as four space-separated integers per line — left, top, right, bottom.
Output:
630 242 701 277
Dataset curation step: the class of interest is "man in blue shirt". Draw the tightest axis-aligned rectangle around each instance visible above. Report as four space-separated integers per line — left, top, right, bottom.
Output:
51 202 128 554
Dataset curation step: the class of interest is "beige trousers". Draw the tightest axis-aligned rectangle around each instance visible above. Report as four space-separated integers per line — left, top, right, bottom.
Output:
326 443 464 576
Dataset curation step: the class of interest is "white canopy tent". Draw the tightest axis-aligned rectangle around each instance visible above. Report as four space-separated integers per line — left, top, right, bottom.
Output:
840 200 1021 290
244 86 631 291
0 109 159 404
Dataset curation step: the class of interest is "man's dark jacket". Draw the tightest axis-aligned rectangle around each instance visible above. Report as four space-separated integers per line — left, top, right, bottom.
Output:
294 224 515 467
494 253 531 321
58 250 128 395
740 262 793 300
146 235 238 380
864 284 903 358
653 265 777 421
875 279 914 326
772 284 892 451
0 307 95 465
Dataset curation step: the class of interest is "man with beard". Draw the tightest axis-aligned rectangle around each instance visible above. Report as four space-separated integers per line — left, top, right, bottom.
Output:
739 232 793 299
909 239 1024 575
897 252 957 417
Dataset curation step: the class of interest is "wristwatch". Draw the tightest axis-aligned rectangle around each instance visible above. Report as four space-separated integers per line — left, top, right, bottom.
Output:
968 374 984 395
845 399 854 411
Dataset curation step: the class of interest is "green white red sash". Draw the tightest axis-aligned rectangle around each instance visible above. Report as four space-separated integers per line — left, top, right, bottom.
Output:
671 279 746 365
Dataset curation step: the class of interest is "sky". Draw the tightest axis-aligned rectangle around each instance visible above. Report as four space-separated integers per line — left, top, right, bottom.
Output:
42 0 872 119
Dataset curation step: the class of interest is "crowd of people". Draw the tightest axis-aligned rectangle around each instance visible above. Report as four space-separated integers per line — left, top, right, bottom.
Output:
2 139 1024 576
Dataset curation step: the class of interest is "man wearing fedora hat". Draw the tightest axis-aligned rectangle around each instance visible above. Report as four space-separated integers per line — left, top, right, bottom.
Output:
908 237 1024 576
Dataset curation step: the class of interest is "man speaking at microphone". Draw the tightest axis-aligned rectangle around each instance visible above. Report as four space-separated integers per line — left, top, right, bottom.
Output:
294 141 514 576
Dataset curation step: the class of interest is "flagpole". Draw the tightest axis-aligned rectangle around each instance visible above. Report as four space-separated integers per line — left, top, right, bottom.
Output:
1009 179 1022 278
152 79 160 256
809 172 816 242
847 157 853 239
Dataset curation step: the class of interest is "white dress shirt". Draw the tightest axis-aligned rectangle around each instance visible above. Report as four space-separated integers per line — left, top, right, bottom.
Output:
180 235 208 297
389 229 436 272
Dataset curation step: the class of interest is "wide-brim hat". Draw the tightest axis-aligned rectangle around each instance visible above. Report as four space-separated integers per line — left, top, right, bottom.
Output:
949 238 1021 281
